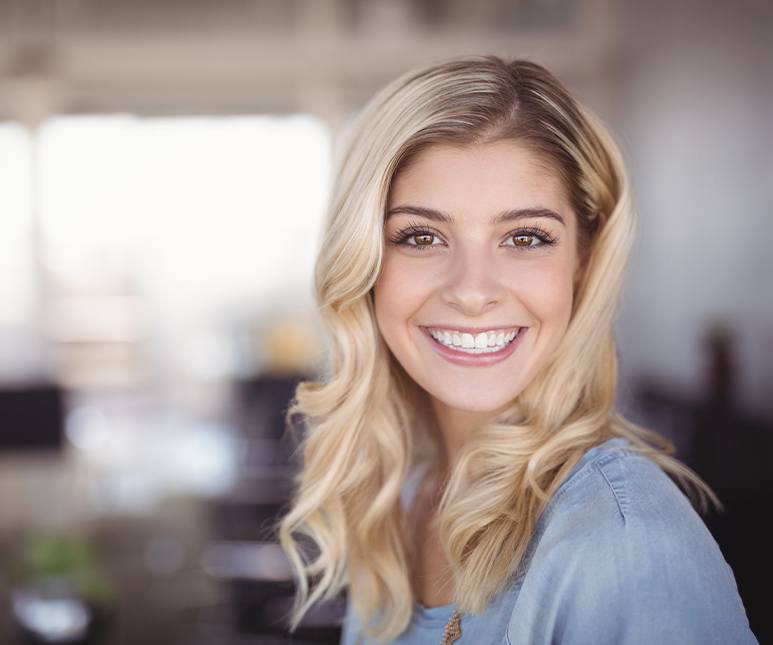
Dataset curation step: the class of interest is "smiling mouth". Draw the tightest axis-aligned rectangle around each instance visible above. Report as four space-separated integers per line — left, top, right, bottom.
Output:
423 327 523 354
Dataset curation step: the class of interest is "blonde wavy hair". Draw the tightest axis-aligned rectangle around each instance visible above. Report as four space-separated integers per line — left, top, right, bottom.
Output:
276 55 721 643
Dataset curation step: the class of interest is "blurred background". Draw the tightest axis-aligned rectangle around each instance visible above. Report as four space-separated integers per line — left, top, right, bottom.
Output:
0 0 770 643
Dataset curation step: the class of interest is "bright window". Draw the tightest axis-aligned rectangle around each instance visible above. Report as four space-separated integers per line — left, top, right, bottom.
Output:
37 114 331 381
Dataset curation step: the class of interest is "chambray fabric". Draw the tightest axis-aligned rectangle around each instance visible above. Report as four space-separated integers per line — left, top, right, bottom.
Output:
339 437 759 644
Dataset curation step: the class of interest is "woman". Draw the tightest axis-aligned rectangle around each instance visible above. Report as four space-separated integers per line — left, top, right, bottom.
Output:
277 56 758 644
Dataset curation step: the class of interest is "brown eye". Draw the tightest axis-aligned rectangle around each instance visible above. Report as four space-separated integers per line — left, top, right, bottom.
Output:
502 227 557 251
513 234 535 247
389 226 443 251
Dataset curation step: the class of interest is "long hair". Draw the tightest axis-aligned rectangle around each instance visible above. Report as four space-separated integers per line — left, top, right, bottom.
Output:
276 55 721 643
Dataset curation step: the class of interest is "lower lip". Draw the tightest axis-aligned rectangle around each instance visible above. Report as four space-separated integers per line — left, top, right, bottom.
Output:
420 327 526 367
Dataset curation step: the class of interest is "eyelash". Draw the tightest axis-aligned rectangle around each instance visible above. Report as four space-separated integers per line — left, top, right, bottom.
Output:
387 221 559 252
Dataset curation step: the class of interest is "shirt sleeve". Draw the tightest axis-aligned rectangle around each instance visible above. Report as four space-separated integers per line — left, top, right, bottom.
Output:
507 453 759 645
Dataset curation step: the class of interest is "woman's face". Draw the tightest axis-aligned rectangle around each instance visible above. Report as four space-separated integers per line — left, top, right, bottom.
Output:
374 140 580 422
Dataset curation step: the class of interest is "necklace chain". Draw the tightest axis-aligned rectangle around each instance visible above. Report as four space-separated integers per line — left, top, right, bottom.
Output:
441 608 462 644
354 607 462 644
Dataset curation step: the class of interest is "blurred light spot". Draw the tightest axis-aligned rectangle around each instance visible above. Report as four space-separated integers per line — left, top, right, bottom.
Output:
12 588 90 643
65 405 111 453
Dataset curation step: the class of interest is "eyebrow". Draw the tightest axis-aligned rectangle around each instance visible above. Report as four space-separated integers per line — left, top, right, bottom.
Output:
384 204 566 226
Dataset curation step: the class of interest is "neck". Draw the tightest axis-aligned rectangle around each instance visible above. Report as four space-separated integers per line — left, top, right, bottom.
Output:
429 404 488 479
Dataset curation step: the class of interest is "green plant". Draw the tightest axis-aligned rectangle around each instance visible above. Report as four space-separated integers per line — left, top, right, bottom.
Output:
13 532 116 606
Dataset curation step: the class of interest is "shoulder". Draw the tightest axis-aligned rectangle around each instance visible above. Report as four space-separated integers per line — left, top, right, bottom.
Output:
544 439 704 545
506 441 758 644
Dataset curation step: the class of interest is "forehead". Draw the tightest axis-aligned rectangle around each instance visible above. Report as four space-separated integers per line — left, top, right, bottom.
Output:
387 141 570 221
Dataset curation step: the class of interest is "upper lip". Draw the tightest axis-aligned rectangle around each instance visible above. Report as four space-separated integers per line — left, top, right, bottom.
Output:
422 324 524 334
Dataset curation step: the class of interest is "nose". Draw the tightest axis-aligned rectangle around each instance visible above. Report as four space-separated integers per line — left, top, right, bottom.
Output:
439 243 506 316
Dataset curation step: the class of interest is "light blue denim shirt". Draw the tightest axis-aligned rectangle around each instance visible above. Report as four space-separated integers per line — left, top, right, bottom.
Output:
340 437 759 644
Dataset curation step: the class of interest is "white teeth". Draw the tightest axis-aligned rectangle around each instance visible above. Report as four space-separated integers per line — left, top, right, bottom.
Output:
428 327 521 354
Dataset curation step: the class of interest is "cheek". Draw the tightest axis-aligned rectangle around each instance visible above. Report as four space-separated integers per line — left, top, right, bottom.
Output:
509 258 575 328
374 255 434 331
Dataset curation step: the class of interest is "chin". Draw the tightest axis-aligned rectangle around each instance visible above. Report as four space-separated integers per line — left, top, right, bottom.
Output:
430 389 522 416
